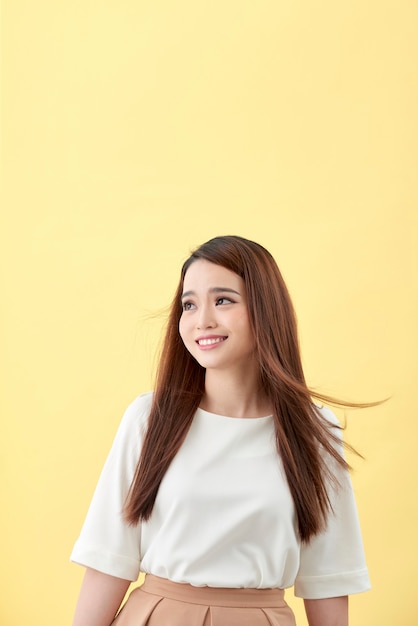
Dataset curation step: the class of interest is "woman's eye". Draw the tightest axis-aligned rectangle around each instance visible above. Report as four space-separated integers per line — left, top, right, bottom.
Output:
182 301 195 311
216 297 233 305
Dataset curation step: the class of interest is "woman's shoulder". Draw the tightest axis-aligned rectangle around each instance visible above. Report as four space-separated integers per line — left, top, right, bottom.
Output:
114 391 154 444
124 390 154 416
312 404 346 458
313 403 341 427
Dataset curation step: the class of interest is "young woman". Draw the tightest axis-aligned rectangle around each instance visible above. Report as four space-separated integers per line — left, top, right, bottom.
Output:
71 235 371 626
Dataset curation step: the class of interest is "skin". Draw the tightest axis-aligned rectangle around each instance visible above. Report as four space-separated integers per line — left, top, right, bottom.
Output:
72 259 349 625
72 568 130 626
304 596 349 626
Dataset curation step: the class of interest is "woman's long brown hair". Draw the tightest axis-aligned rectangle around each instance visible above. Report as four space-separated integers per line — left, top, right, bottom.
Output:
124 235 374 542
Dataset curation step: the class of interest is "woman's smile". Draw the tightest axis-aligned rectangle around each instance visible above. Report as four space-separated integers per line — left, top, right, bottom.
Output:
196 335 228 348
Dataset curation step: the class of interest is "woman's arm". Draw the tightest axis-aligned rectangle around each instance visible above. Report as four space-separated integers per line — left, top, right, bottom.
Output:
304 596 348 626
72 568 131 626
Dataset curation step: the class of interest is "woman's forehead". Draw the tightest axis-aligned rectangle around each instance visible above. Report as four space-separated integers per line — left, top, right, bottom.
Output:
182 260 244 291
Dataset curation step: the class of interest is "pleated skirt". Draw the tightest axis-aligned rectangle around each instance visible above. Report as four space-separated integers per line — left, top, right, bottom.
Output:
111 575 296 626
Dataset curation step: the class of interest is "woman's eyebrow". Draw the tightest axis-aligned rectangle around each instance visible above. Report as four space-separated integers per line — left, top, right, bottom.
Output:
181 287 241 299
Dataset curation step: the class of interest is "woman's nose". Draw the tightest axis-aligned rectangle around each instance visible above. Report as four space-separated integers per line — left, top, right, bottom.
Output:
196 305 216 329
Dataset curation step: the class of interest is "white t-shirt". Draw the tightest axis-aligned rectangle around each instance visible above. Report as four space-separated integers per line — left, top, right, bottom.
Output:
70 392 370 599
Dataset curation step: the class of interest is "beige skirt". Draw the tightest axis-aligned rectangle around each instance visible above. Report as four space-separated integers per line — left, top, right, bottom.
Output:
112 574 296 626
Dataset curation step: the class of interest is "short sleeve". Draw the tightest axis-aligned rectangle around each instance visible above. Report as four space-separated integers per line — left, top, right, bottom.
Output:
70 393 152 581
294 407 371 599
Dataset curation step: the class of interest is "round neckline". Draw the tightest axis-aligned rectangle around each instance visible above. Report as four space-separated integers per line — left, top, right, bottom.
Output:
196 406 273 421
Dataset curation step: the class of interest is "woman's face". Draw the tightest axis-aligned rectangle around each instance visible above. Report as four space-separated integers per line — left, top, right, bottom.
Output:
179 260 256 373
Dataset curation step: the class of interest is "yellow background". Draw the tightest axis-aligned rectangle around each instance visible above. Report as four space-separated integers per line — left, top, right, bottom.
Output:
1 2 417 625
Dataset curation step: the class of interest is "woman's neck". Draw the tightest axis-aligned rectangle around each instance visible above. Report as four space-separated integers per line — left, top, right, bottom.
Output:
201 369 272 418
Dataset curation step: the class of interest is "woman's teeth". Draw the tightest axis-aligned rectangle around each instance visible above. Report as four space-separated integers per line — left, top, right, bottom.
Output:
197 337 225 346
